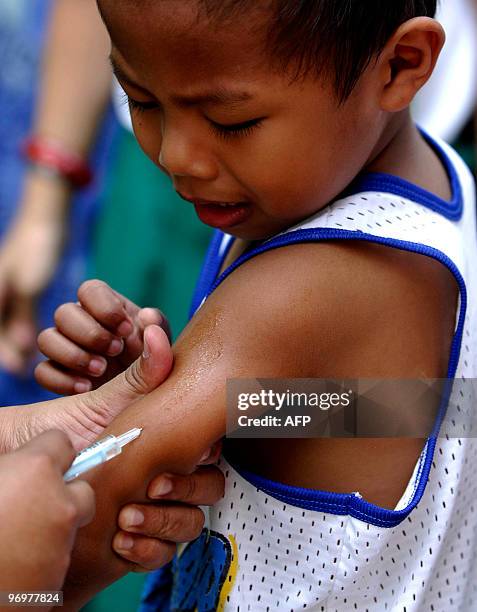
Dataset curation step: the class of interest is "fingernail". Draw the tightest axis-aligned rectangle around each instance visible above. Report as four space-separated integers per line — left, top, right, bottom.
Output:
107 338 124 356
74 380 92 394
199 449 211 464
122 508 144 527
115 534 134 551
117 320 133 337
150 476 173 498
88 358 107 376
142 334 150 359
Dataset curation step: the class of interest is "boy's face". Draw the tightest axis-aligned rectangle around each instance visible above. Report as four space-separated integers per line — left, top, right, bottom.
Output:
99 0 384 240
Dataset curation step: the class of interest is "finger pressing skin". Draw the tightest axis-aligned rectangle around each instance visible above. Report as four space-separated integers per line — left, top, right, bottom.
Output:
198 441 223 465
121 307 166 361
35 360 92 395
78 280 134 337
118 504 205 542
147 466 225 505
37 327 108 377
138 308 171 343
112 531 176 571
54 302 123 355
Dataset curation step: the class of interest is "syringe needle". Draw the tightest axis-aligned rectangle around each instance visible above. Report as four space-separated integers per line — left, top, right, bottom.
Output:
116 427 143 449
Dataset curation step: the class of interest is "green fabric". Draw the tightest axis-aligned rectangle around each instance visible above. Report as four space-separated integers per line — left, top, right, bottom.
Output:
82 573 147 612
454 143 476 174
83 127 211 612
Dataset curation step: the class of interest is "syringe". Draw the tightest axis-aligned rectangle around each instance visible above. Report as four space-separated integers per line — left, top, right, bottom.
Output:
63 428 143 482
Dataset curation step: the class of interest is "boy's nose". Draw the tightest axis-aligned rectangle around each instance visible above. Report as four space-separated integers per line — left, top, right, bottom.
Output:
158 131 219 181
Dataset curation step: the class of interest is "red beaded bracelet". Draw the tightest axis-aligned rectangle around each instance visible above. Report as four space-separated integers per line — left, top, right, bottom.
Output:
22 137 93 188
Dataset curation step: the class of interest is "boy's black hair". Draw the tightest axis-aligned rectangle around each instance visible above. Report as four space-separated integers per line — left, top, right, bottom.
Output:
200 0 438 102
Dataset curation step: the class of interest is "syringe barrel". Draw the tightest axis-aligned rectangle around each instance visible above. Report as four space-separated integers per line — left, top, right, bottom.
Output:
63 435 121 481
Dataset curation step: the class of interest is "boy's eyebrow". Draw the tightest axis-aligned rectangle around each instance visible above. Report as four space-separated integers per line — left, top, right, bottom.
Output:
109 54 254 106
171 89 254 107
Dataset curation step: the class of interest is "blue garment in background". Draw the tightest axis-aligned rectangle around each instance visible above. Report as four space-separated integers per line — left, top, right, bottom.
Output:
0 0 118 404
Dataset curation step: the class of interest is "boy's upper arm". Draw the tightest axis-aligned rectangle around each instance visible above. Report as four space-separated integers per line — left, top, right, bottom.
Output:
65 239 458 599
203 238 457 380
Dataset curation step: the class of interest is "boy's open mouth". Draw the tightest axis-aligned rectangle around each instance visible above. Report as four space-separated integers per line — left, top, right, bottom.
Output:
178 194 253 229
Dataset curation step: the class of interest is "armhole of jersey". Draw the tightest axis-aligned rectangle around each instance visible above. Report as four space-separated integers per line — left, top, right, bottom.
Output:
189 230 229 318
214 228 467 528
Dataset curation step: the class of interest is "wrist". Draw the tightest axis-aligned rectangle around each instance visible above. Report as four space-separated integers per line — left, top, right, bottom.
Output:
0 401 74 454
0 406 32 454
19 170 72 223
0 394 99 456
22 136 93 190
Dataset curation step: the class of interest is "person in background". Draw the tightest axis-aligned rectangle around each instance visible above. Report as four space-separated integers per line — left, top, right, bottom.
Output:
0 0 115 392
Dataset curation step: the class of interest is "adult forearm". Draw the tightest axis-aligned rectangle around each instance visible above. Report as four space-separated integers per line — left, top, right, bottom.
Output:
18 0 112 230
0 395 93 455
0 407 26 455
36 0 112 157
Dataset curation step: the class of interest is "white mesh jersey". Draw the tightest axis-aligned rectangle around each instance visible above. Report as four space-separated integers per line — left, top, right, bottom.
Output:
141 131 477 612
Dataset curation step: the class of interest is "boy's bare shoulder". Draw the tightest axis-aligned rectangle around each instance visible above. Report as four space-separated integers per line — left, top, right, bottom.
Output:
212 240 458 379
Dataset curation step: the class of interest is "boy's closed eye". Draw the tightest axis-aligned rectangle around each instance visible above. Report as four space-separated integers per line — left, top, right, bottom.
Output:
208 117 265 139
123 93 265 139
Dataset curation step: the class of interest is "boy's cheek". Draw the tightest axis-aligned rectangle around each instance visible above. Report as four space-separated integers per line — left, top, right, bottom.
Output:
131 119 164 169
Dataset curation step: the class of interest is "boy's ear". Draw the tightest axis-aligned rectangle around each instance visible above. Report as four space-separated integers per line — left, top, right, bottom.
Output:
378 17 445 113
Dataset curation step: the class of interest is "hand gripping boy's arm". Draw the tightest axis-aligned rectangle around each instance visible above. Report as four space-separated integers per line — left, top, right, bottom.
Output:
62 240 457 607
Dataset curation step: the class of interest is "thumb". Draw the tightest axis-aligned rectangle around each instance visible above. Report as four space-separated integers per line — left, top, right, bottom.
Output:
96 325 174 410
138 307 172 343
5 294 37 354
0 284 34 374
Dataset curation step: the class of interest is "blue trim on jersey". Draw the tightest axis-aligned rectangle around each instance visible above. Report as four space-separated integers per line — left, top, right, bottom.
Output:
197 228 466 528
189 230 230 318
346 130 463 221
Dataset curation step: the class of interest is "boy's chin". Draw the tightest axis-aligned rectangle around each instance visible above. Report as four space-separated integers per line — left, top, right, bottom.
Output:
227 227 277 242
